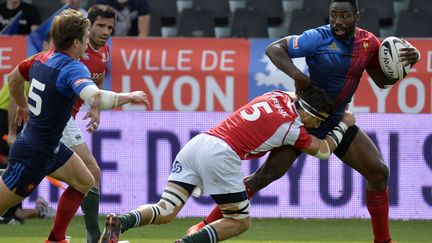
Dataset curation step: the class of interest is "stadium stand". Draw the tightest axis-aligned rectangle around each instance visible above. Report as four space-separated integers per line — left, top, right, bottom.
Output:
395 10 432 37
302 0 331 24
246 0 284 27
230 7 268 38
358 0 394 26
408 0 432 13
193 0 230 27
177 7 215 37
357 8 380 37
287 9 327 35
148 0 178 27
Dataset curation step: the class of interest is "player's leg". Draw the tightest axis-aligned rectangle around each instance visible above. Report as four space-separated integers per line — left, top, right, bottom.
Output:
0 178 24 216
62 118 101 243
100 181 193 243
187 145 300 234
180 193 251 242
335 126 392 243
47 146 94 242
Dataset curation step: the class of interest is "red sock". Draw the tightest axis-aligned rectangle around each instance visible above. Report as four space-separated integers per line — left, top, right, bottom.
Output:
48 187 84 241
366 189 391 243
204 181 255 224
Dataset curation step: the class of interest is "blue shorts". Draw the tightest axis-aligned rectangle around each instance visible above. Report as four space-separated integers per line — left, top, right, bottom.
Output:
1 138 73 197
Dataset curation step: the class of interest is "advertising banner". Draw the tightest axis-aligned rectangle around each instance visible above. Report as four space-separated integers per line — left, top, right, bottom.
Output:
0 36 27 87
23 112 432 220
110 38 250 111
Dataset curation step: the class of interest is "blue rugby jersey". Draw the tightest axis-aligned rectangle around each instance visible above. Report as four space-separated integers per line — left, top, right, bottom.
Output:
17 49 96 154
286 25 381 138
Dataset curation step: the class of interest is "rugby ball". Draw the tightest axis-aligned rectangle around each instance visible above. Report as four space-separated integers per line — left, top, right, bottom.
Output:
379 37 411 83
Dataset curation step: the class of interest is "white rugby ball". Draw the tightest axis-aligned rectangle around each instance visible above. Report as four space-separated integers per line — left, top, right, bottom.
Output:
379 36 411 82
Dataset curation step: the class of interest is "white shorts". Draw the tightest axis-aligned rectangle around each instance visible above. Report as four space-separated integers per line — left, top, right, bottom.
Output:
60 117 85 148
168 133 245 196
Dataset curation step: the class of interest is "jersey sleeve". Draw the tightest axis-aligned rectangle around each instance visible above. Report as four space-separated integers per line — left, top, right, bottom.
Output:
57 61 96 97
366 35 381 70
18 54 38 81
292 126 312 150
287 29 322 58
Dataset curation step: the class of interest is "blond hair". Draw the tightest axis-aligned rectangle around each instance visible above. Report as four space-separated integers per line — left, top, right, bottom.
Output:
51 9 90 51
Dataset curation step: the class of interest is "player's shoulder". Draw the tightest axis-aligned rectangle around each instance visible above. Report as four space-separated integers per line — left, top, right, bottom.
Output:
355 27 378 40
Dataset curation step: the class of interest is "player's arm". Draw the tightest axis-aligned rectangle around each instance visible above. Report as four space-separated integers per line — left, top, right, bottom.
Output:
137 14 150 37
301 111 355 159
8 66 29 127
266 37 311 91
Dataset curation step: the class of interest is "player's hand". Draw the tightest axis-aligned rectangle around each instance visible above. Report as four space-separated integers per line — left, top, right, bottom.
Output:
15 105 29 127
83 107 101 133
399 39 421 66
6 133 16 147
129 91 150 108
342 110 355 127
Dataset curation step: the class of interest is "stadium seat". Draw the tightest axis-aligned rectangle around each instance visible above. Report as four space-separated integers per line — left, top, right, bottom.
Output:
149 11 162 37
148 0 178 26
408 0 432 13
177 7 215 37
357 8 380 37
395 10 432 37
358 0 394 26
245 0 284 26
32 1 64 23
230 7 268 38
302 0 331 23
193 0 230 26
288 9 327 35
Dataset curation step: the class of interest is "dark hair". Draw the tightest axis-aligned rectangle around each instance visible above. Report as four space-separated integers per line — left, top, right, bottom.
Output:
87 4 116 25
331 0 358 13
296 86 334 115
51 9 90 51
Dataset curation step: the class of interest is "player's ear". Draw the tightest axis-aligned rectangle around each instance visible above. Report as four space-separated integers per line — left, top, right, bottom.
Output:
354 11 360 25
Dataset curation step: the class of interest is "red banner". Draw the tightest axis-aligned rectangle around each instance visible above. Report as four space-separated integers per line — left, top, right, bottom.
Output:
111 38 250 111
0 36 27 88
352 39 432 113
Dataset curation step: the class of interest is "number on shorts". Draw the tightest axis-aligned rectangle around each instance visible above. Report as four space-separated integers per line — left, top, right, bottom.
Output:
28 78 46 116
240 101 273 121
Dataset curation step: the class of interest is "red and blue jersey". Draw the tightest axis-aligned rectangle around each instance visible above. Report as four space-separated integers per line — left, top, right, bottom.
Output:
18 49 96 154
286 25 381 138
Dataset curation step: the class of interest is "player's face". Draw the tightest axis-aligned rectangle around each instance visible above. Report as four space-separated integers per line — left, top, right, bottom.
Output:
89 16 115 48
302 114 322 129
329 2 358 40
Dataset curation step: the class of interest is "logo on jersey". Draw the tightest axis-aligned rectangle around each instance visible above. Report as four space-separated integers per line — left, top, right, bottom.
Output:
101 53 109 63
328 42 339 51
171 160 182 173
24 182 36 194
363 41 369 49
81 53 90 60
293 36 299 49
74 78 93 87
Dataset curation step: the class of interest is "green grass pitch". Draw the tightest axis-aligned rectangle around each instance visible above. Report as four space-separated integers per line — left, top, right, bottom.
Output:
0 217 430 243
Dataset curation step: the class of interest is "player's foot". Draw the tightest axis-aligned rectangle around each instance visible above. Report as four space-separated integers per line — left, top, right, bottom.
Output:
99 213 122 243
44 238 70 243
186 221 206 235
36 196 56 219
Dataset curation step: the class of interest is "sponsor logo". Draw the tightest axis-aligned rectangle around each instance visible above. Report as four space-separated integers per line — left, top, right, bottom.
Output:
293 36 299 49
363 41 369 49
327 42 339 51
74 78 92 86
101 53 109 63
254 55 300 91
75 134 81 140
171 160 182 173
24 183 36 194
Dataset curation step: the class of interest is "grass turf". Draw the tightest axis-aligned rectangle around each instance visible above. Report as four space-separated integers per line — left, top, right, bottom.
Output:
0 217 430 243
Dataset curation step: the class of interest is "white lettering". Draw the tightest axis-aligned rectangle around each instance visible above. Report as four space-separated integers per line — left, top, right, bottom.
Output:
145 50 159 71
220 50 235 71
161 49 175 71
144 75 170 110
0 47 12 69
178 50 192 71
173 76 200 110
369 78 392 113
206 76 234 111
428 51 432 72
201 50 218 71
120 49 135 70
398 77 425 113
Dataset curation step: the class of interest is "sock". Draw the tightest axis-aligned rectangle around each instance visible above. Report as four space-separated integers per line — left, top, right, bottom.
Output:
118 209 142 233
182 225 218 243
81 187 101 243
48 187 84 241
366 189 391 243
203 181 255 224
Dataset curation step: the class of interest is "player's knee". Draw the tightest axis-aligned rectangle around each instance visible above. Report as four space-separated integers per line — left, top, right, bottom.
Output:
368 161 389 185
219 198 251 233
79 173 95 193
152 201 178 224
88 163 101 185
235 217 251 234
